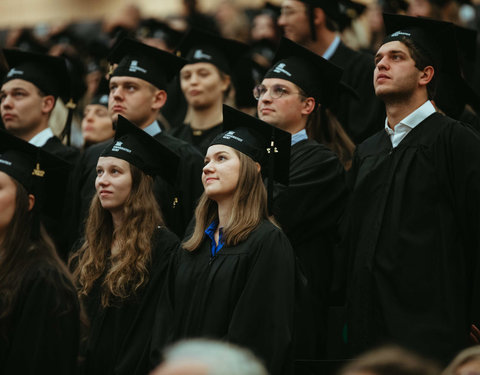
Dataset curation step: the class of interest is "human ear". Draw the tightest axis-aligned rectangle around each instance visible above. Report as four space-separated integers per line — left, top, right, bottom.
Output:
28 194 35 211
255 162 261 173
419 66 434 87
42 95 56 114
152 90 167 110
301 97 316 116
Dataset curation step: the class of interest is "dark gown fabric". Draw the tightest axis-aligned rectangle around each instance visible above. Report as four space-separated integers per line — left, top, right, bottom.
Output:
271 139 347 358
155 220 295 375
169 122 223 155
68 132 204 245
80 227 179 375
330 42 385 144
344 112 480 364
42 135 80 165
0 259 80 375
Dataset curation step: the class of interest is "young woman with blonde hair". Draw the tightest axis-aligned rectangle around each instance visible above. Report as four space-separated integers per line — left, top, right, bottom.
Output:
155 105 295 375
70 115 180 375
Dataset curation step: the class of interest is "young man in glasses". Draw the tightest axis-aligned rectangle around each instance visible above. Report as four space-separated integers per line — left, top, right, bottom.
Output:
277 0 385 144
255 37 347 360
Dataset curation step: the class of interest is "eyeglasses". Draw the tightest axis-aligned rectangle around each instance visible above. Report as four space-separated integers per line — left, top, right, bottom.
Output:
253 84 303 100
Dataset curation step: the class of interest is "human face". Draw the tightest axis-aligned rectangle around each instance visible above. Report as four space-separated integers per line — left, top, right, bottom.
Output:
278 0 311 45
180 63 229 111
373 41 424 102
251 14 276 42
108 76 160 128
0 79 49 139
257 78 310 133
408 0 434 17
95 157 132 214
82 104 115 145
0 171 17 242
456 360 480 375
202 145 240 203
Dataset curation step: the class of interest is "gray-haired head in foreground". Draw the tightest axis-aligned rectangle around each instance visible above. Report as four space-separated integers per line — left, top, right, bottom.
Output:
152 339 269 375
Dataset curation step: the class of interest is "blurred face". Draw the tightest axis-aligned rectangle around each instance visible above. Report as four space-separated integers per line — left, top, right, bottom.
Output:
278 0 311 45
251 14 276 41
180 63 229 110
82 104 115 145
0 171 17 242
109 76 161 128
95 157 132 213
408 0 434 17
256 78 310 133
374 41 423 101
0 79 49 139
202 145 240 203
456 360 480 375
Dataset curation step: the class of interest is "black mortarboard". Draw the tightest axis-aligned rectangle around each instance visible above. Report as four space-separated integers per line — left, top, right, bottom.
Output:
13 29 48 54
211 105 291 186
136 18 185 50
379 0 409 13
89 77 110 107
175 28 250 76
108 38 187 89
338 0 367 31
264 37 343 107
100 115 180 185
382 13 456 73
2 49 70 99
0 129 70 204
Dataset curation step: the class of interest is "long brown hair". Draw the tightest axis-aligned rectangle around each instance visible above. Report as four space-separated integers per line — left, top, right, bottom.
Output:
306 104 355 170
69 163 163 307
183 150 271 251
0 178 77 321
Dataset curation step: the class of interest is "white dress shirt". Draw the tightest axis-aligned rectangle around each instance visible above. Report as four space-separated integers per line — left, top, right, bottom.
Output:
29 127 55 147
384 100 436 148
144 120 162 137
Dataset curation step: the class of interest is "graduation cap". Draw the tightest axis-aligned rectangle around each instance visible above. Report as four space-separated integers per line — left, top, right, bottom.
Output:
175 27 250 76
338 0 367 31
108 38 187 90
100 115 180 185
89 77 110 107
136 18 185 50
379 0 409 13
211 105 291 211
2 49 69 99
264 37 344 108
382 13 456 73
12 28 48 54
296 0 342 40
0 129 70 236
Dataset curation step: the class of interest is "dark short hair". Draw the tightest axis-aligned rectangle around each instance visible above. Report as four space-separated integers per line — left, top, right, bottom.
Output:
400 37 437 99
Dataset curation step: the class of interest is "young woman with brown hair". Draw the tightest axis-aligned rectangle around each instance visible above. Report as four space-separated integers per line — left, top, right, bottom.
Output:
69 115 180 375
155 105 295 375
0 130 80 374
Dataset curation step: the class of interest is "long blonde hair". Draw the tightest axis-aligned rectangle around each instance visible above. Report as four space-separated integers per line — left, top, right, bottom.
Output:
183 150 271 251
69 163 163 307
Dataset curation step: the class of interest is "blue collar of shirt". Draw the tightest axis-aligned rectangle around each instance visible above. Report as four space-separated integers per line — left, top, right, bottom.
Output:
144 120 162 137
291 129 308 146
205 220 225 257
322 35 341 60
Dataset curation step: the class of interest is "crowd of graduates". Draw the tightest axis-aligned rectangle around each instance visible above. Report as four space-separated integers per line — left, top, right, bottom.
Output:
1 0 480 374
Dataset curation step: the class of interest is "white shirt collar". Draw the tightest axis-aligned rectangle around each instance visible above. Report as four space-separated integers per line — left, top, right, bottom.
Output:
291 129 308 146
144 120 162 137
322 35 341 61
29 127 54 147
384 100 436 147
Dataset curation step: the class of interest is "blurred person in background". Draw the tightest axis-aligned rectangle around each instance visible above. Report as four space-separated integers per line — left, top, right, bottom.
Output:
443 346 480 375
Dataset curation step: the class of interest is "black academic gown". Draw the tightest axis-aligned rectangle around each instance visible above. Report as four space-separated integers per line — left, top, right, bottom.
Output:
329 42 385 144
272 139 347 359
0 259 80 375
68 132 203 245
42 135 80 164
159 220 295 375
81 227 179 375
344 112 480 363
169 123 223 155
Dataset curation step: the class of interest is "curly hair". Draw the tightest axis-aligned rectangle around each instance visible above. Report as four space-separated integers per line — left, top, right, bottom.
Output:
69 163 163 307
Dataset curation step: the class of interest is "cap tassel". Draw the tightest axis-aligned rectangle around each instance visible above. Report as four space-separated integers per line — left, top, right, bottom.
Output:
61 98 76 147
266 137 277 215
